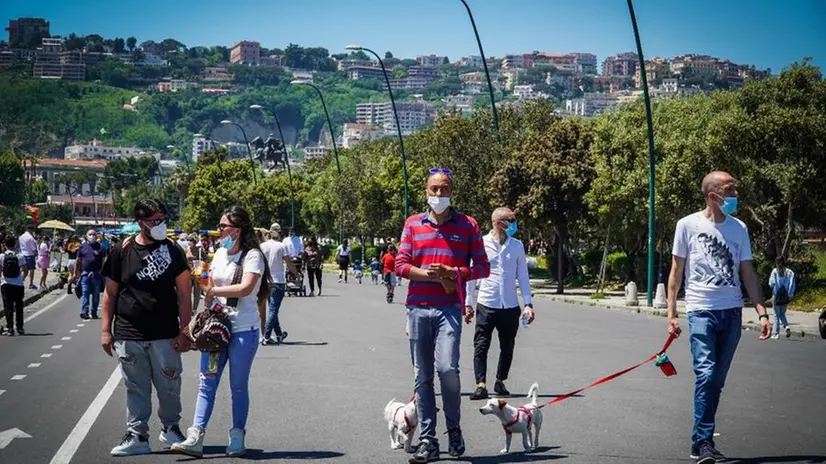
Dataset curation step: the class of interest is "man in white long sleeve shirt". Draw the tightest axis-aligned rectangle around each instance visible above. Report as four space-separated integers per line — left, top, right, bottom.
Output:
282 227 304 259
464 207 534 400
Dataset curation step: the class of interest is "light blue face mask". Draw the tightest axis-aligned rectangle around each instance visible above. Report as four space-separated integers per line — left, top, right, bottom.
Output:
719 196 738 216
220 234 235 250
505 220 518 237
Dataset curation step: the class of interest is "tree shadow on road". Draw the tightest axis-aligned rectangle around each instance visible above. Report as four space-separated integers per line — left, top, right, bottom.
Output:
20 332 54 337
455 446 566 463
173 447 345 461
730 456 826 463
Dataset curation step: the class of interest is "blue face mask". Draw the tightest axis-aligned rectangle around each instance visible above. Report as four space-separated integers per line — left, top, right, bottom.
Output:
719 196 738 216
505 221 518 237
219 234 235 250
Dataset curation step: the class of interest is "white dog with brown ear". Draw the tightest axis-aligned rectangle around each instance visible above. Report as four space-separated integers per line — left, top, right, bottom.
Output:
383 398 418 453
479 383 543 454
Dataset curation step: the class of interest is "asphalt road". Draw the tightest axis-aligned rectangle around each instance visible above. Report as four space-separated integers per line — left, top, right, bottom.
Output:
1 280 824 464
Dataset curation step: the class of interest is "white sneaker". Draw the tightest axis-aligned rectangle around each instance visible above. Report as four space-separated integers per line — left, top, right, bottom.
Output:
226 428 246 457
785 326 791 338
771 334 780 339
171 427 204 458
110 432 151 456
159 425 186 448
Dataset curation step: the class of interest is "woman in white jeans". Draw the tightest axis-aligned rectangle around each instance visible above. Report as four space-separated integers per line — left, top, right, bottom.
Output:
172 206 271 458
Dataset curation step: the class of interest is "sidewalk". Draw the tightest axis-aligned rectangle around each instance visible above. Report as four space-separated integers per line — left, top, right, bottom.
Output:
531 279 824 340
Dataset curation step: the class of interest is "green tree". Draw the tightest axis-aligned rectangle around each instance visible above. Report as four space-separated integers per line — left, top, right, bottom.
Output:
31 177 51 203
126 36 137 52
0 152 25 206
182 159 253 231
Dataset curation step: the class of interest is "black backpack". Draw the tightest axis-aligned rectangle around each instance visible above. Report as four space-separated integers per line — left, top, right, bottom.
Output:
2 252 20 279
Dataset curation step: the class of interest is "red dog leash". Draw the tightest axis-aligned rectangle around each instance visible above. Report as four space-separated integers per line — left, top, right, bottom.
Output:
536 333 678 410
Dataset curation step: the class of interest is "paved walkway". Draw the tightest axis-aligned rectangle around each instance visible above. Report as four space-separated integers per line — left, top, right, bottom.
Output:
0 281 824 463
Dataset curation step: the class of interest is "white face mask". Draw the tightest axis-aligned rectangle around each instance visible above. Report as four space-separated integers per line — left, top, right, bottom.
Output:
149 222 167 241
428 196 451 214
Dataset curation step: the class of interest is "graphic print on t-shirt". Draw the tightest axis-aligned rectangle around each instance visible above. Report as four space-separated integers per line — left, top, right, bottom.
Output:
696 233 735 287
135 244 173 281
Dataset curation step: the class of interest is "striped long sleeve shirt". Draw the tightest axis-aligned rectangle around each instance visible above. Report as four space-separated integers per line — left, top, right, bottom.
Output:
395 209 490 307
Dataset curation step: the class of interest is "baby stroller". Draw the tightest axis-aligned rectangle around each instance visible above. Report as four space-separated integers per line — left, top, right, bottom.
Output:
286 256 307 297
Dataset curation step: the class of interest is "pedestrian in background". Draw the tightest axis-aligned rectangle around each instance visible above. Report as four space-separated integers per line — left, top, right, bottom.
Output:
1 235 27 336
18 225 37 289
283 227 304 259
261 223 298 345
303 238 323 296
382 245 397 303
769 256 796 339
465 207 534 400
37 235 50 290
337 239 351 283
74 229 105 320
666 171 770 464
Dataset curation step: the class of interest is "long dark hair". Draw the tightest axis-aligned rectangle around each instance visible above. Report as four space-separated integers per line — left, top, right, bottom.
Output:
223 205 271 302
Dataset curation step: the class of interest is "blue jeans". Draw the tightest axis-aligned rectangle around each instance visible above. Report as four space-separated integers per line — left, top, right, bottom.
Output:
192 329 259 431
773 305 789 335
80 272 101 317
688 308 742 446
407 304 462 442
264 284 286 340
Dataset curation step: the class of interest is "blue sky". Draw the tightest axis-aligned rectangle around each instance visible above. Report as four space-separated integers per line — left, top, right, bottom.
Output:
5 0 825 72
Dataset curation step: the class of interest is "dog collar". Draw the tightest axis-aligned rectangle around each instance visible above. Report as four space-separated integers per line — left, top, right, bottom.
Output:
394 406 416 434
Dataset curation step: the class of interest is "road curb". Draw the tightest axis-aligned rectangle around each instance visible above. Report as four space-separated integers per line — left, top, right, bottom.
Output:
537 293 823 340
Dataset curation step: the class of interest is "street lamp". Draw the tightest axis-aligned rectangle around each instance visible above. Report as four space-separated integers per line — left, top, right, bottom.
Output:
456 0 500 142
291 80 344 242
627 0 657 307
220 119 257 184
248 105 296 228
345 44 410 218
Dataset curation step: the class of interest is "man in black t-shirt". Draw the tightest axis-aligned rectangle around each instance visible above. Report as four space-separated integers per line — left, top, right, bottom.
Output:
101 199 192 457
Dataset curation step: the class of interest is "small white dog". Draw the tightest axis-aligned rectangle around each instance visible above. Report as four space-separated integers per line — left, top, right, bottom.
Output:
383 398 418 453
479 382 544 454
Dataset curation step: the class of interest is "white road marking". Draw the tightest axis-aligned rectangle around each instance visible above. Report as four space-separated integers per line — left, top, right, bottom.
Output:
69 329 79 333
0 390 5 397
0 428 32 449
51 345 62 349
41 353 53 358
76 324 85 327
28 363 41 368
10 375 26 381
61 337 71 341
24 294 69 323
49 366 122 464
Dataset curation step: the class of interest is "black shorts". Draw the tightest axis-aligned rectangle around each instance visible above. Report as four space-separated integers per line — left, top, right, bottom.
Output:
338 256 350 270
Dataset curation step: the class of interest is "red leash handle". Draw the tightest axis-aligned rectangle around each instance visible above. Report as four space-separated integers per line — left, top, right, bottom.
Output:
538 333 679 409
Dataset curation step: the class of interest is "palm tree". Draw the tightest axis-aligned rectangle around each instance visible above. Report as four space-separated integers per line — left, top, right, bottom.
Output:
168 165 195 220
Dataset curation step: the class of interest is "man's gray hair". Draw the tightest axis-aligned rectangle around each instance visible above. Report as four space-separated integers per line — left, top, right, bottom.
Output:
492 207 513 222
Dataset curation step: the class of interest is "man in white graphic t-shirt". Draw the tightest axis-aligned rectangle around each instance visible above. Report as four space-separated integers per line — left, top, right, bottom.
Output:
666 171 770 464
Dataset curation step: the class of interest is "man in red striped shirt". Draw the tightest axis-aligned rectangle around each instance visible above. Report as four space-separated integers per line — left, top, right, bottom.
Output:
395 169 490 463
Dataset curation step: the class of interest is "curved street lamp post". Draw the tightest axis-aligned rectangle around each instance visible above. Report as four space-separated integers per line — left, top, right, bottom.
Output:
248 105 296 229
220 120 258 184
291 80 344 243
457 0 501 141
626 0 657 306
346 44 410 218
